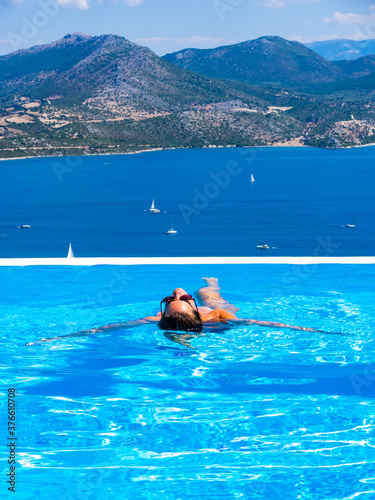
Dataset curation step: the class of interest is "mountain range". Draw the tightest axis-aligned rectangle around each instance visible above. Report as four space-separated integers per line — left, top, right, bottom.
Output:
0 33 374 159
0 32 251 110
163 36 375 88
306 39 375 61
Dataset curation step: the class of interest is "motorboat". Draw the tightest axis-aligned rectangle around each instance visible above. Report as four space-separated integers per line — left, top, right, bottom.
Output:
18 225 31 229
256 243 269 250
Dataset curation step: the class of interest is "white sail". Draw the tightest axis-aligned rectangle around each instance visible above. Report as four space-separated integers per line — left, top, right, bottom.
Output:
166 217 177 234
251 174 255 183
151 198 155 209
67 243 74 259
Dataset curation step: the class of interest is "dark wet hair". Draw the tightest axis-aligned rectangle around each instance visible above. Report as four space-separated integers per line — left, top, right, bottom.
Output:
158 310 203 332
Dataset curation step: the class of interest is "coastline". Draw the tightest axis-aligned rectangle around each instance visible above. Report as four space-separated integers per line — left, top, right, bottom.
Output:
1 142 375 162
0 146 171 162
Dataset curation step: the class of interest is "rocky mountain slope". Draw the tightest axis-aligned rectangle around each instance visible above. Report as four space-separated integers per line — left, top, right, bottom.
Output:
0 32 261 111
0 33 374 158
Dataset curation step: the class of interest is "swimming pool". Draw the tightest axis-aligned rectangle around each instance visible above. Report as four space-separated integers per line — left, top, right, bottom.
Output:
1 264 375 499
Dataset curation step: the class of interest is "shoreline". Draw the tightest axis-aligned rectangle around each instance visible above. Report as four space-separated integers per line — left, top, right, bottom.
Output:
0 146 171 162
1 142 375 162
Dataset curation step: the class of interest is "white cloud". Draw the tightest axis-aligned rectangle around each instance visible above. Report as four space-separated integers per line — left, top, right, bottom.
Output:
324 12 375 25
124 0 143 5
348 33 375 41
137 36 235 46
292 34 341 43
57 0 90 8
97 0 143 4
292 33 375 44
136 36 238 55
0 0 26 5
254 0 285 8
0 0 143 7
255 0 317 8
137 37 168 43
324 5 375 26
176 36 231 44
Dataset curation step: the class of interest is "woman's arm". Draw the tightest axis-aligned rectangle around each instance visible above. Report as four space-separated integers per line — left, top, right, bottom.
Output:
25 317 156 346
240 319 320 332
142 312 162 322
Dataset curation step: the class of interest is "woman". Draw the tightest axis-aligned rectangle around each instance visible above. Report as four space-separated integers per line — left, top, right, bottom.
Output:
142 278 318 333
26 278 319 345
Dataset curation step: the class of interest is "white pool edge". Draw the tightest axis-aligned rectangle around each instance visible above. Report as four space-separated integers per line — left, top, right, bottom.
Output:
0 257 374 266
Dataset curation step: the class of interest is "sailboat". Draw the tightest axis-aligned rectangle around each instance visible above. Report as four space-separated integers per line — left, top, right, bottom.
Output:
148 198 161 213
250 174 255 183
166 217 177 234
67 243 74 259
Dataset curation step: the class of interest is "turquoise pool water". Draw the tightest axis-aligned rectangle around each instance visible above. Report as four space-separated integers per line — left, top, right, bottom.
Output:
1 264 375 499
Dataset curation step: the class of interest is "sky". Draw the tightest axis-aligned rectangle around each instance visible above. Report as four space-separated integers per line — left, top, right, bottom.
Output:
0 0 375 56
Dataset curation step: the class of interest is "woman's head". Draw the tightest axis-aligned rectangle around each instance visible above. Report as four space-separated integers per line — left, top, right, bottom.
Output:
158 288 203 332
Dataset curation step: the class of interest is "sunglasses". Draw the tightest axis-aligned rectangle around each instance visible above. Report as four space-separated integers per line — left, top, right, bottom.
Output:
160 294 198 314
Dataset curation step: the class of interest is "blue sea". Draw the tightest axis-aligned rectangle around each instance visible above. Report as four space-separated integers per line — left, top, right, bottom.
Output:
0 147 374 258
1 264 375 499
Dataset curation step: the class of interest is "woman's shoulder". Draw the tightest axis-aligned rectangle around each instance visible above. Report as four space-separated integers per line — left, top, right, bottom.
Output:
197 306 212 314
200 308 221 322
201 308 238 322
143 311 162 322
